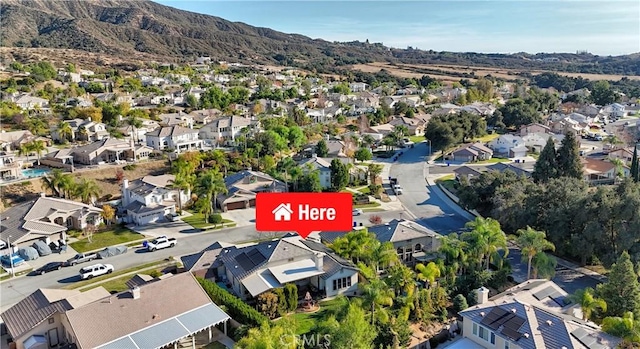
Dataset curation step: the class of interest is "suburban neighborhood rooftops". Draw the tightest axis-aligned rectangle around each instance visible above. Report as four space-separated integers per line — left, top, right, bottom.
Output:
320 219 440 244
146 125 195 138
65 272 229 349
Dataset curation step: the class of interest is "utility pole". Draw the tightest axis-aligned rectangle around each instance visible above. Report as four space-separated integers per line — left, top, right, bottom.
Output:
8 235 13 278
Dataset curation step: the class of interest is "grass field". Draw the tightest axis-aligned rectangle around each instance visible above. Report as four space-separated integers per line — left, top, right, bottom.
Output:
182 212 234 229
285 298 347 335
475 157 509 164
69 226 144 253
354 202 381 208
67 259 171 290
409 135 425 143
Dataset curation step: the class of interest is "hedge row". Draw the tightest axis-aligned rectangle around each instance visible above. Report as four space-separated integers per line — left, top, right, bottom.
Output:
197 277 269 327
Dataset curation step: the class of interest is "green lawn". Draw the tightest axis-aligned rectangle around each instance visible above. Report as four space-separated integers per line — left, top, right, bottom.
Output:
475 157 509 164
80 267 168 293
287 298 348 335
182 212 234 229
354 202 381 208
69 226 144 253
356 186 370 194
68 260 172 290
409 135 425 143
473 133 501 143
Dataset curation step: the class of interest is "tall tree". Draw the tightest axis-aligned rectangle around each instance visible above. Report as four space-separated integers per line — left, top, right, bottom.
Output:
631 146 639 182
570 287 607 321
56 121 74 143
415 262 441 288
322 303 377 349
101 205 116 226
315 139 329 157
367 163 383 184
74 178 102 204
461 217 508 270
602 312 640 344
361 278 394 325
556 131 583 179
596 251 640 318
196 169 227 220
532 137 558 183
516 227 555 280
29 140 46 166
330 159 349 191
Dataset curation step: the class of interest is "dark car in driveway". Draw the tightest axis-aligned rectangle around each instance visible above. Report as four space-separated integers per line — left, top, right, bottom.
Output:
34 262 64 275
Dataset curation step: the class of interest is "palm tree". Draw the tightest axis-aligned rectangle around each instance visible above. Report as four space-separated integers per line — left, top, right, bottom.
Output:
516 226 555 280
196 169 227 221
569 287 607 321
609 158 625 178
75 178 102 204
602 312 640 344
367 163 383 184
128 115 143 144
604 134 623 150
361 278 394 325
462 217 508 270
56 121 73 143
42 169 66 197
77 126 88 142
59 174 76 199
372 241 399 270
208 149 229 176
168 173 193 214
386 263 416 297
17 143 33 163
29 140 46 166
382 136 395 151
416 262 441 288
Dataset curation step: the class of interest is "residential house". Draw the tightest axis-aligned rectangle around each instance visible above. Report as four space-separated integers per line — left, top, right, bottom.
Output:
582 158 624 186
550 117 584 136
186 236 359 300
320 219 442 266
120 174 189 225
518 123 552 137
389 117 426 136
117 118 160 145
93 93 133 105
199 116 253 147
159 112 194 129
453 166 483 182
608 147 634 164
51 118 109 143
578 104 602 118
1 273 231 349
603 103 626 118
368 124 395 137
521 133 561 153
486 162 533 178
488 135 527 158
218 170 287 211
349 82 368 92
0 130 39 152
460 102 496 116
561 88 591 101
0 195 103 246
298 155 366 189
145 125 202 153
459 279 621 349
42 138 151 167
450 143 494 162
431 103 461 116
189 109 221 125
14 94 49 110
0 153 23 180
323 139 352 158
353 91 380 109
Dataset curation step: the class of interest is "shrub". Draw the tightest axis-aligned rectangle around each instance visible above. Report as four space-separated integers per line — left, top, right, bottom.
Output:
147 270 162 278
466 292 478 307
208 213 223 225
273 288 287 316
115 170 124 183
123 164 137 171
256 292 279 319
284 283 298 312
369 215 382 225
197 278 269 327
452 294 469 313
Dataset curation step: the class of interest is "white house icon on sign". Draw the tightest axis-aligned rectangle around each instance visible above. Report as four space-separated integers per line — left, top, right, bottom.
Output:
272 203 293 221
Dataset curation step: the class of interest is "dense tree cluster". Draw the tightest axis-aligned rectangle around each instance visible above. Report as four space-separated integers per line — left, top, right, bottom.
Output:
424 111 487 151
532 132 583 182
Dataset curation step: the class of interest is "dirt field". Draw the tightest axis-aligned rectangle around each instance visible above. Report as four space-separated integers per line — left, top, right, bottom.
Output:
0 160 169 212
351 62 640 82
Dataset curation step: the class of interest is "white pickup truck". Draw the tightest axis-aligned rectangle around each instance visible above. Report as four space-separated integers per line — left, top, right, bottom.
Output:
145 236 177 252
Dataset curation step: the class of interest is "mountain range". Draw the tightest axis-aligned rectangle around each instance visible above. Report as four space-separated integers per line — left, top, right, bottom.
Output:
1 0 639 76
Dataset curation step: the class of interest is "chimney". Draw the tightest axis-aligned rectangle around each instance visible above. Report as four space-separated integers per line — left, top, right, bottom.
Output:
314 253 324 271
40 192 46 198
476 287 489 305
312 153 318 158
131 286 141 299
123 179 129 189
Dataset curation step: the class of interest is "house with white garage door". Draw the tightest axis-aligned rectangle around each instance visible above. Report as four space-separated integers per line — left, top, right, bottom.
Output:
120 174 188 225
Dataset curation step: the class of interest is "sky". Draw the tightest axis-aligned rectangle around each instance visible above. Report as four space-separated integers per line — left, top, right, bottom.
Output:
155 0 640 56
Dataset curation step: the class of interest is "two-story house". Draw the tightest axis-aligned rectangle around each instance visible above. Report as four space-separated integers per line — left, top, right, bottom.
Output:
52 119 109 143
14 94 49 110
199 116 253 147
43 138 151 167
145 125 202 153
320 219 442 266
0 153 23 180
120 174 189 225
458 280 621 349
0 130 41 152
488 135 527 158
218 171 287 211
158 112 194 129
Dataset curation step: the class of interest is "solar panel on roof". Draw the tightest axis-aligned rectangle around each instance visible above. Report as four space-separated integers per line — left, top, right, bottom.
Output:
571 328 609 349
533 286 554 300
502 327 523 341
247 249 266 265
235 253 256 271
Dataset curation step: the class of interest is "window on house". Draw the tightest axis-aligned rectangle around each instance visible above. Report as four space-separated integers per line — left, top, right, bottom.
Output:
337 278 342 289
504 342 510 349
48 318 55 324
473 323 478 336
333 280 337 291
477 325 495 344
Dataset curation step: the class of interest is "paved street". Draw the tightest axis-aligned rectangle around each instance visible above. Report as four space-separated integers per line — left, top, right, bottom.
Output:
389 142 474 234
0 225 277 313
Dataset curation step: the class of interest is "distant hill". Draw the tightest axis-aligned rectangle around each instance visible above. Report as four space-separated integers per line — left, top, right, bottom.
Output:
1 0 639 76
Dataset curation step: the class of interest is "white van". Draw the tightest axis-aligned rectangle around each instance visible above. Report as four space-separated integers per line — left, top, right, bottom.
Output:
79 264 114 280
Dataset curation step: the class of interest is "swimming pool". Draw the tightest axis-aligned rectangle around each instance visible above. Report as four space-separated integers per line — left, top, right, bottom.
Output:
22 168 51 178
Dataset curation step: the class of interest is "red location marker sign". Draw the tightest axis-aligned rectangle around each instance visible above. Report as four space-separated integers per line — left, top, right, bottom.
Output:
256 192 353 239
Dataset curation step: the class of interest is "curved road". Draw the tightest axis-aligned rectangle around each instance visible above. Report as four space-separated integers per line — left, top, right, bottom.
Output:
389 142 473 235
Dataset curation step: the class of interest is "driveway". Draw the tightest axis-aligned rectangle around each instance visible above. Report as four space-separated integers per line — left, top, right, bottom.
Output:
130 220 199 238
